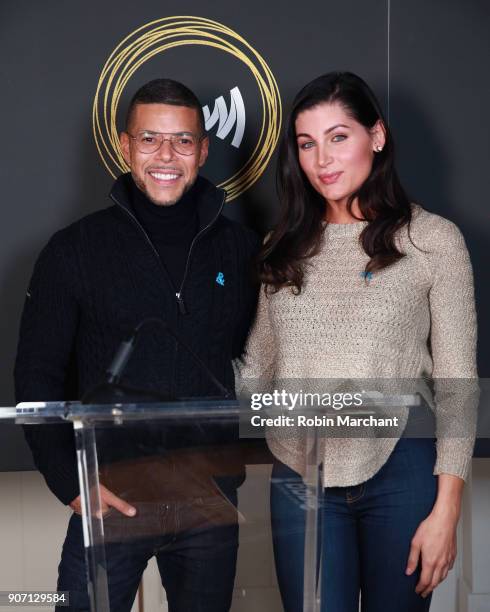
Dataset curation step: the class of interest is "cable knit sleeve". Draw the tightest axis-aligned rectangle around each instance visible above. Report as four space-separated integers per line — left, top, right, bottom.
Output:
14 229 82 505
427 218 478 480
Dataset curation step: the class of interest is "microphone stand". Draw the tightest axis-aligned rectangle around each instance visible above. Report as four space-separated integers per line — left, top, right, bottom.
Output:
82 317 233 404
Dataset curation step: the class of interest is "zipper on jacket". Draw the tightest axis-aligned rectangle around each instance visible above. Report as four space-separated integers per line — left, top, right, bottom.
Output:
111 190 226 315
111 195 172 283
110 189 226 398
111 195 180 396
175 190 226 314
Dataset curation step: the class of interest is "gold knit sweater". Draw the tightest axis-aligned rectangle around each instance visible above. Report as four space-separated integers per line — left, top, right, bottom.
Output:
236 205 478 486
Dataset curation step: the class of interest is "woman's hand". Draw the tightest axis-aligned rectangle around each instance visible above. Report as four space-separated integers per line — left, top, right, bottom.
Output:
405 473 464 598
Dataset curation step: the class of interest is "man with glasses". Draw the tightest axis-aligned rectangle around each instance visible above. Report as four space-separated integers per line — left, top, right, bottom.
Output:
15 79 260 611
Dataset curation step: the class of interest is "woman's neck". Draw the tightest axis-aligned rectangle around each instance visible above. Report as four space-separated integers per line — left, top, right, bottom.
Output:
325 198 364 224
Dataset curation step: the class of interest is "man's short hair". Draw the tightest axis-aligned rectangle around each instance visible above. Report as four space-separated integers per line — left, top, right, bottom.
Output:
125 78 206 134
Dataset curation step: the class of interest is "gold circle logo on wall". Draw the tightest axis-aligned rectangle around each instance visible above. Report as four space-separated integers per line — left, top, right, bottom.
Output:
93 16 282 201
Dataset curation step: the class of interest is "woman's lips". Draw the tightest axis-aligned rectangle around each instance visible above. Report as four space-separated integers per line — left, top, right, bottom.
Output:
319 171 343 185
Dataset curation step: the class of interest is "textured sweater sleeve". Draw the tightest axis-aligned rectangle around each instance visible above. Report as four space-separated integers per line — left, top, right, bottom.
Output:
234 286 277 393
427 219 478 480
231 227 261 360
14 230 81 505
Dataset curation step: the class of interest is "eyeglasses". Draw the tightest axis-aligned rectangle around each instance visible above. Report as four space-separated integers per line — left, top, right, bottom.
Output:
127 131 205 156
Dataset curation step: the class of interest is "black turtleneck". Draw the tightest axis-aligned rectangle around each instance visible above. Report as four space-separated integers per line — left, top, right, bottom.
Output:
130 177 199 290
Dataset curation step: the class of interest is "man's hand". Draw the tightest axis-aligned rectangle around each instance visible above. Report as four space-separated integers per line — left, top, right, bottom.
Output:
69 484 137 518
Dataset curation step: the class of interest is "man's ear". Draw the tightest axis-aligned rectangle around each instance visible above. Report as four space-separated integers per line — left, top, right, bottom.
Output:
198 135 209 168
120 132 131 167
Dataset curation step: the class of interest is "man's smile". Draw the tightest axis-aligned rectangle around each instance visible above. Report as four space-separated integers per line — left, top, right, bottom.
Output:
147 168 183 186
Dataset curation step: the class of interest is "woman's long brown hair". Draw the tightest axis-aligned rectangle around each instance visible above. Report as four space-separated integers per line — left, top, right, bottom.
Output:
260 72 412 294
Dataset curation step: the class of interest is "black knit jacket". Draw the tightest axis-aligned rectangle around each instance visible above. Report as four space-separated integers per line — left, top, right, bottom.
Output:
14 174 260 505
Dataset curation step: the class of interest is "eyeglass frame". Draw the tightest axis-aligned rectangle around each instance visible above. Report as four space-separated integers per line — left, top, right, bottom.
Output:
125 130 207 156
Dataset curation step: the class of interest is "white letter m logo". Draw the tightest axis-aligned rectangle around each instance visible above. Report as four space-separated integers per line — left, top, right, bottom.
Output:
203 86 246 148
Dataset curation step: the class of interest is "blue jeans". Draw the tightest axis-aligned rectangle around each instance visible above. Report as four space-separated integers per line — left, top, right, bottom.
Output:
271 438 437 612
56 492 238 612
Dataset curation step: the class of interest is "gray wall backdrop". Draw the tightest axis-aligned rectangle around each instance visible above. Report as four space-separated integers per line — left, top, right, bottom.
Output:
0 0 488 466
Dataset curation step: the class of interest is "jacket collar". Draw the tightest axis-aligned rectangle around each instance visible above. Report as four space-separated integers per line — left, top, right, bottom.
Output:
109 172 226 233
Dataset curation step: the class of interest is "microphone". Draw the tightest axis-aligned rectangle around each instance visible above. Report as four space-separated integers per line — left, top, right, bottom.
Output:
94 317 233 401
106 337 136 385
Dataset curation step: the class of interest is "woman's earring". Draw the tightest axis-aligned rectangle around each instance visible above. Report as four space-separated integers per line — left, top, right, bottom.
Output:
375 144 383 152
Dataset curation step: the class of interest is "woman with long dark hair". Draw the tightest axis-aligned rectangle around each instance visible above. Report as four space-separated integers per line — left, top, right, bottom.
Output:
237 72 477 611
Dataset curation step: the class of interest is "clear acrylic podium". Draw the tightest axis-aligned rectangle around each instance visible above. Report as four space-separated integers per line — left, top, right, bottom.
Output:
4 391 429 612
11 399 324 612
